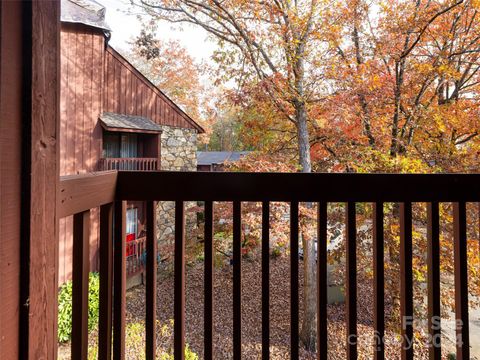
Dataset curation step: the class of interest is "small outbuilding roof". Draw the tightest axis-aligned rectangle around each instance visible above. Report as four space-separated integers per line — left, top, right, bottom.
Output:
197 151 250 166
61 0 111 32
99 112 163 134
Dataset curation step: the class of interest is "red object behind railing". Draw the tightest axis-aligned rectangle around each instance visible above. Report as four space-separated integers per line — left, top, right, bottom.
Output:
57 171 480 360
126 236 146 276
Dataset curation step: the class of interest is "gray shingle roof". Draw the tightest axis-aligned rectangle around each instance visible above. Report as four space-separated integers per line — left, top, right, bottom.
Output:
197 151 250 166
99 112 163 133
61 0 111 31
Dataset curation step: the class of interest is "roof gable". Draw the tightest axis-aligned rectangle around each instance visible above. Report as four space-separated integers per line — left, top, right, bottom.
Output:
105 46 205 133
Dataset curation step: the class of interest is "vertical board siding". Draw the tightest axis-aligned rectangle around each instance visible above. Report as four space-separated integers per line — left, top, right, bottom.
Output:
0 2 23 357
103 47 202 132
59 24 105 284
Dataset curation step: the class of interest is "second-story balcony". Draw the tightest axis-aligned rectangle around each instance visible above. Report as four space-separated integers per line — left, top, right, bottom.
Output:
99 157 159 171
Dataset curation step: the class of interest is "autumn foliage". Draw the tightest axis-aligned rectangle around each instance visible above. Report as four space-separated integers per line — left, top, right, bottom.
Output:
130 0 480 352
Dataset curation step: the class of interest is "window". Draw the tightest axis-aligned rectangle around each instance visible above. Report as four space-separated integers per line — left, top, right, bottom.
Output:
126 208 138 239
120 134 138 158
102 132 138 158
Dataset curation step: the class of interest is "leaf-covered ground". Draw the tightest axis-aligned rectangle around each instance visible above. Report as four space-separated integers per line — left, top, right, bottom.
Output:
124 251 446 360
59 249 458 359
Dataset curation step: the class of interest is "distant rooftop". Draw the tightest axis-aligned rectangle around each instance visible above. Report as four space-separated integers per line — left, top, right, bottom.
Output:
61 0 111 31
197 151 250 166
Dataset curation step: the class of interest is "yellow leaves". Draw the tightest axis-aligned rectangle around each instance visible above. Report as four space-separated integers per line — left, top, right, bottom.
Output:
433 113 446 133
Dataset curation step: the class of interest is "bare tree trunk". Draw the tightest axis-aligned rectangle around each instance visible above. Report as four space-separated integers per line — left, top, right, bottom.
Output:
300 218 317 351
295 100 316 351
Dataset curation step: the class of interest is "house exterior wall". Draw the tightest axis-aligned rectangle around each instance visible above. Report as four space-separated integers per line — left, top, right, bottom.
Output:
103 47 202 131
59 23 105 284
58 23 201 285
0 2 24 355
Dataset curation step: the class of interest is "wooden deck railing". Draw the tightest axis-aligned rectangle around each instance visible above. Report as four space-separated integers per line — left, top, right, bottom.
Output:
57 171 480 360
99 157 159 171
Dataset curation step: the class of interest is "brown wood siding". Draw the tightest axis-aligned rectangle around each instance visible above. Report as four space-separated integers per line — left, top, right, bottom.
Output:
58 25 201 285
59 24 104 284
0 2 23 357
103 47 203 132
1 1 60 357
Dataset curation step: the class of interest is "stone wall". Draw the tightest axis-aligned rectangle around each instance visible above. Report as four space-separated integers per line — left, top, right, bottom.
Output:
160 126 197 171
157 126 198 253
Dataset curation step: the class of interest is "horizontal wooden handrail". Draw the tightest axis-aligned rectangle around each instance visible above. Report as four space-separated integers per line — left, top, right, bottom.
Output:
58 171 118 218
116 171 480 202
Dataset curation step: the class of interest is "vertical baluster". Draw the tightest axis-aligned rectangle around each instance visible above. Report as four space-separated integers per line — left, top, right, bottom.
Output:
346 202 357 360
113 201 126 360
146 201 157 359
174 201 186 360
453 202 469 360
99 204 113 360
135 240 138 272
400 202 413 360
262 201 270 360
427 202 441 360
317 202 328 360
373 202 384 360
290 201 299 360
204 201 214 360
72 210 90 360
233 201 242 359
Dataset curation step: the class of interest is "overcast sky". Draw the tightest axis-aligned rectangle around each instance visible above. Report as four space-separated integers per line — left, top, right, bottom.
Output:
96 0 216 63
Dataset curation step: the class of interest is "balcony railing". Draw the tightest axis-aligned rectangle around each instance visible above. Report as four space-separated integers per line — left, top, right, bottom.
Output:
100 157 159 171
126 236 147 277
57 170 480 360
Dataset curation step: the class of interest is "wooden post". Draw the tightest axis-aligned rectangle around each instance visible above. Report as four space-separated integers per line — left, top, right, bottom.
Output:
113 201 126 360
145 201 157 359
99 203 114 360
72 211 91 360
21 1 60 359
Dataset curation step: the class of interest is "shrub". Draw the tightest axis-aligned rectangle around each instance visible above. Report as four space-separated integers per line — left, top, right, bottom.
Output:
160 344 198 360
58 272 100 342
124 320 198 360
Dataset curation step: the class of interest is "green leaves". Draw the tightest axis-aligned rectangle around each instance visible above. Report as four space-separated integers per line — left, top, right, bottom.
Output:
57 272 100 343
